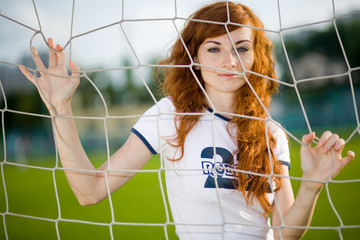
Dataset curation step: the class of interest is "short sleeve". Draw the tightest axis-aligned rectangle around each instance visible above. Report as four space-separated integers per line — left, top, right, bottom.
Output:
269 122 291 169
131 98 175 155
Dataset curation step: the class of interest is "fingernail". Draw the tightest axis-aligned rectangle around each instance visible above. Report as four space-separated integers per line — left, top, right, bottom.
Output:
323 147 328 153
349 151 355 157
334 142 340 150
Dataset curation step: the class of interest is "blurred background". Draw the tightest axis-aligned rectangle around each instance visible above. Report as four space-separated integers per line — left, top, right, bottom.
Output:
0 0 359 239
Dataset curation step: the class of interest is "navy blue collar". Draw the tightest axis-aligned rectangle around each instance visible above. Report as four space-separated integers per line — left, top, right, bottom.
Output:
206 107 232 122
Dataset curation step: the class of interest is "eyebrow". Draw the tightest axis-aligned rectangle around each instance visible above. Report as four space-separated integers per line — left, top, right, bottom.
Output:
204 40 252 45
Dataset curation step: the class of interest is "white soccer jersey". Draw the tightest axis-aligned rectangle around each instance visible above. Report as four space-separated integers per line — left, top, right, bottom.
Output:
132 97 291 240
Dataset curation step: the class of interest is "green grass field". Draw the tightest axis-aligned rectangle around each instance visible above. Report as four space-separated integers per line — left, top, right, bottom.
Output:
0 133 359 240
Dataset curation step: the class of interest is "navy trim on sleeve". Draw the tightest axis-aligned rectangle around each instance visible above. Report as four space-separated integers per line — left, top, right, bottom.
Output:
131 128 157 155
279 160 291 170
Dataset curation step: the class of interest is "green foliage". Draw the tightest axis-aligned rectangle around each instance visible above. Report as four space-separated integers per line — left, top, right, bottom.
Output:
275 16 360 84
336 19 360 68
3 90 48 130
272 17 360 130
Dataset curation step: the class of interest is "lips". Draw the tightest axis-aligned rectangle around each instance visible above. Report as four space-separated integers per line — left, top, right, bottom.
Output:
219 74 238 79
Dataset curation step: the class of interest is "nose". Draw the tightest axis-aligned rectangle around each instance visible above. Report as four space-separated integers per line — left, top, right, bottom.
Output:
222 50 238 69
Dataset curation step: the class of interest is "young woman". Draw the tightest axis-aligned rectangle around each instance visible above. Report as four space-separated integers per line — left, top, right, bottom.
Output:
19 2 354 239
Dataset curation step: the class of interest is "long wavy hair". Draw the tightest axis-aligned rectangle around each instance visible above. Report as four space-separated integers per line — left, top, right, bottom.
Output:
156 1 282 215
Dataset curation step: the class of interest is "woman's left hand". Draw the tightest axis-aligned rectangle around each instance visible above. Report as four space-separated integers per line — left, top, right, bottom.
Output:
300 131 355 192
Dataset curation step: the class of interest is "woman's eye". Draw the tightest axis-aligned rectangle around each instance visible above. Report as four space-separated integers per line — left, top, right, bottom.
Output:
208 48 219 53
237 47 248 53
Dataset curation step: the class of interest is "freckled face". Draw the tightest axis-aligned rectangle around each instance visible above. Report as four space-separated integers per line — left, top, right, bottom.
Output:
196 27 254 97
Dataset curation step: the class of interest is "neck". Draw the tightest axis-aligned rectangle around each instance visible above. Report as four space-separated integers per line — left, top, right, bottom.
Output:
206 92 236 118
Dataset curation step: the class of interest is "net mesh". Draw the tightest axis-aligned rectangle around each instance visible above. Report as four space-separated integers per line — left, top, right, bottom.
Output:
0 0 359 239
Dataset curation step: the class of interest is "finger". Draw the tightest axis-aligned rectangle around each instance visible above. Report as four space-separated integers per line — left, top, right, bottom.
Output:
19 65 36 84
339 150 355 168
317 131 332 148
323 133 339 154
334 138 346 151
69 60 80 84
69 60 80 73
48 38 57 68
55 44 65 66
31 47 46 70
301 132 315 146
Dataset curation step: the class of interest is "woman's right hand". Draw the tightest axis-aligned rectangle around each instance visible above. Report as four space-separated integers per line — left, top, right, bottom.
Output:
19 38 80 115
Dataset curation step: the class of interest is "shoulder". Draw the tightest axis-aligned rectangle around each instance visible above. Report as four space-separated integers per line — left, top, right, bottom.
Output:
267 120 288 143
267 120 291 164
143 97 175 117
132 97 176 154
143 97 175 115
159 97 176 112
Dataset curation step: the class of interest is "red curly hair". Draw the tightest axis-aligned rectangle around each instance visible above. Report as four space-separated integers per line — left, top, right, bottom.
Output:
157 1 282 215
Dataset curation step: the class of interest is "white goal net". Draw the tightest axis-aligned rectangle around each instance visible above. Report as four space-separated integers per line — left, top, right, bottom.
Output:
0 0 359 239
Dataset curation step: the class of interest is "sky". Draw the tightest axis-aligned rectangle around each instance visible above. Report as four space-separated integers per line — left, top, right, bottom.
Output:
1 0 360 70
